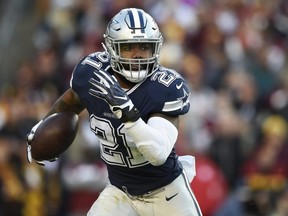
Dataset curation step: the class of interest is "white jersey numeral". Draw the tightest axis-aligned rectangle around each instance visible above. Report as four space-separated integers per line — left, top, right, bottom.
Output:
82 52 109 69
90 115 149 168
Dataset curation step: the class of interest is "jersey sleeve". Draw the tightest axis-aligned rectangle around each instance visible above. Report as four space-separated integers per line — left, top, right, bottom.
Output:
70 52 110 96
69 55 90 91
148 68 191 116
161 78 190 115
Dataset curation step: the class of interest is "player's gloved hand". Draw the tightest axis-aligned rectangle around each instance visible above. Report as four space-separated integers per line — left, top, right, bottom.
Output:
26 120 58 166
89 70 140 122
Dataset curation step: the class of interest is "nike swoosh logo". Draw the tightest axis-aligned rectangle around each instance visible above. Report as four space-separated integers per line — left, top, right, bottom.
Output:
176 82 183 89
165 193 179 201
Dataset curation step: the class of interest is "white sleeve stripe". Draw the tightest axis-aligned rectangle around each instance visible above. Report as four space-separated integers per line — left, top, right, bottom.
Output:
162 99 189 112
162 100 184 112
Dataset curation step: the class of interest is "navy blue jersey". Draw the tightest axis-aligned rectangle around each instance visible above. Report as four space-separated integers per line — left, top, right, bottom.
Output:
71 51 190 195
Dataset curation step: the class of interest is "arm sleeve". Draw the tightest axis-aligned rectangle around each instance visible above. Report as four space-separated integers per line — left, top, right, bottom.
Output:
124 117 178 166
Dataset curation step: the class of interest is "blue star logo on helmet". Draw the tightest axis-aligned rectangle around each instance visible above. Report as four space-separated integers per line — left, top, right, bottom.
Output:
109 20 120 31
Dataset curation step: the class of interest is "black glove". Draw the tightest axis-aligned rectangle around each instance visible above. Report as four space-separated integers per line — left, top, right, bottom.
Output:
26 120 58 166
89 70 140 122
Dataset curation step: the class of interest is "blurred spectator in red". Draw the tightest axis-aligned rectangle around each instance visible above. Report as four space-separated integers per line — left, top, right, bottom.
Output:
191 155 228 216
215 114 288 216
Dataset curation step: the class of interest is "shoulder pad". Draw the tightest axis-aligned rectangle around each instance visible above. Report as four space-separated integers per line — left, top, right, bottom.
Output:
148 67 191 115
70 51 110 90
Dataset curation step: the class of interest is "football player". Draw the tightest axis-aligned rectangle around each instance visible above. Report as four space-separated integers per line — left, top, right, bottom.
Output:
26 8 202 216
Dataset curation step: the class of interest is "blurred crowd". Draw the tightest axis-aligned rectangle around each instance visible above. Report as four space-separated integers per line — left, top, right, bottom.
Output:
0 0 288 215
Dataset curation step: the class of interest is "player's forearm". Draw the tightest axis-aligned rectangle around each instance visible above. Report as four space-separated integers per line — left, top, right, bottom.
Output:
124 117 178 166
45 88 85 118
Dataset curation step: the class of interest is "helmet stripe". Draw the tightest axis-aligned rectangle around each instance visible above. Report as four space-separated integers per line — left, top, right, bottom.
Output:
127 10 135 30
128 9 145 33
137 10 145 33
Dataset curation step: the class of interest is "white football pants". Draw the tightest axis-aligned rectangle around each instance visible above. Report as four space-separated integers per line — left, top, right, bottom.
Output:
87 172 202 216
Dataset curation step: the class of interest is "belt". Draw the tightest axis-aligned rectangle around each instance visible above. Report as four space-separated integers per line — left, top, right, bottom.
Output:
121 186 165 201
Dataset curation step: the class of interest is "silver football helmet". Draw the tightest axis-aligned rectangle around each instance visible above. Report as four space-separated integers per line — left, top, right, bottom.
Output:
104 8 163 83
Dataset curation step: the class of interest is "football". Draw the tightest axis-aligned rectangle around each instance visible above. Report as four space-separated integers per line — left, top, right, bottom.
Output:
30 112 79 161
